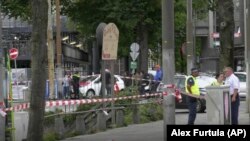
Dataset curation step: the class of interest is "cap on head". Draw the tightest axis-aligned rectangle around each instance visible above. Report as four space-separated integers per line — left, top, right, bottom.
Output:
191 68 199 73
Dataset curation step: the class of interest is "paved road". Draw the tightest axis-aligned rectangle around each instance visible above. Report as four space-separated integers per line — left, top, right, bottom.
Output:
60 101 250 141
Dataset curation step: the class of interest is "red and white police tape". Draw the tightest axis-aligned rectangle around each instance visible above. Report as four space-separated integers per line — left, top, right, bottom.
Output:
3 93 162 112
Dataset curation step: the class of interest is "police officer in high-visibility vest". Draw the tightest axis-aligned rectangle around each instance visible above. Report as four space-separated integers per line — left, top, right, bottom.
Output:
185 68 200 125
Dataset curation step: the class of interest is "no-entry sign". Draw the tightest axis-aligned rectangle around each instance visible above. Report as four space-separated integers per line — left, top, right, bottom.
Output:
9 48 19 60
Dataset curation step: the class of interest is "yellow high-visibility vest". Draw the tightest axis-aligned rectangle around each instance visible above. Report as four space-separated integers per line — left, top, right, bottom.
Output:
185 76 200 96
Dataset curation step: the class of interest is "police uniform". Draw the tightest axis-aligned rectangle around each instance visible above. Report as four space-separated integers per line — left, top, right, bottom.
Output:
185 68 200 125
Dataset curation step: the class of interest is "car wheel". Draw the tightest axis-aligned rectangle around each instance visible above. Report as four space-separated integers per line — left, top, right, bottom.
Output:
196 99 206 113
86 90 95 98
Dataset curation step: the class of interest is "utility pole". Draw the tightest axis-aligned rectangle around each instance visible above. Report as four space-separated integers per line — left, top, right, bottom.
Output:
55 0 63 99
244 0 250 113
162 0 175 84
186 0 194 75
48 0 55 99
162 0 175 140
0 5 6 141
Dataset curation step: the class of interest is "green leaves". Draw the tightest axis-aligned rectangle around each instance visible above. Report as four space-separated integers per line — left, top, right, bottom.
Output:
1 0 31 20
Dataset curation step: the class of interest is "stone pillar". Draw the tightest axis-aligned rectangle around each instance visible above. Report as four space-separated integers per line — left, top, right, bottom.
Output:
96 111 106 131
54 117 64 138
75 115 86 134
116 110 124 127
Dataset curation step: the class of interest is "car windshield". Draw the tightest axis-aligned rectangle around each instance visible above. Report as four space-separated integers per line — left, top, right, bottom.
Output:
174 76 186 89
235 73 246 82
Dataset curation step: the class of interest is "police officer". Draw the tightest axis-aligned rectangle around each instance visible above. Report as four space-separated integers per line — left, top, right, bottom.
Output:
185 68 200 125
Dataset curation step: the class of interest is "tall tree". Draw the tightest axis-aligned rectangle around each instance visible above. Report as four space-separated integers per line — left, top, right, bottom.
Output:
64 0 162 72
27 0 48 140
216 0 235 70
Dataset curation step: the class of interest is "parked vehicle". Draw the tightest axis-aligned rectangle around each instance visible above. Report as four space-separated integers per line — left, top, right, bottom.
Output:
79 74 125 98
157 74 215 113
177 74 216 112
234 72 246 100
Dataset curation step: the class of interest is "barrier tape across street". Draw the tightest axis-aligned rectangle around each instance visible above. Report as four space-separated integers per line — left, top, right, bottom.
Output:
3 93 162 112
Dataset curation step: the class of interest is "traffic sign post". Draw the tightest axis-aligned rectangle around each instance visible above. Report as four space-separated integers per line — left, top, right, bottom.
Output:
130 43 140 72
129 43 140 124
9 48 18 60
130 61 137 69
8 48 18 141
9 48 19 98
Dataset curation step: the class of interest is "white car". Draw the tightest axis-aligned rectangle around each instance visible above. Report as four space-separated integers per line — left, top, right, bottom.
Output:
234 72 246 99
196 75 216 95
79 74 125 98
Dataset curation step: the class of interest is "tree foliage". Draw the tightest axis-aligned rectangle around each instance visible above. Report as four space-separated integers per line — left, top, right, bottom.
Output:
1 0 31 20
1 0 224 72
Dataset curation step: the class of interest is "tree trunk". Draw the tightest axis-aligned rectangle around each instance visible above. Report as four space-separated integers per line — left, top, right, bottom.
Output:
138 24 149 73
217 0 235 71
27 0 48 141
48 0 55 99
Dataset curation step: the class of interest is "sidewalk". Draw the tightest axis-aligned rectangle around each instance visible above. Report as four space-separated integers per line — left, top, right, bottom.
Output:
176 100 250 125
60 101 250 141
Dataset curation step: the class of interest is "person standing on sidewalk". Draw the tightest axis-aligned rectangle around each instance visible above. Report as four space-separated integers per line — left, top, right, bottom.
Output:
62 73 71 99
152 64 163 92
223 67 240 125
211 72 225 86
185 68 200 125
72 71 80 99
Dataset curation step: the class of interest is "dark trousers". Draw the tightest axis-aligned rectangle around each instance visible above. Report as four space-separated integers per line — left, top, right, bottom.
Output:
187 97 197 125
152 81 160 92
63 86 69 98
231 94 240 125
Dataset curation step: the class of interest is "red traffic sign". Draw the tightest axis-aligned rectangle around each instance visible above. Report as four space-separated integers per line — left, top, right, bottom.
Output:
9 48 19 60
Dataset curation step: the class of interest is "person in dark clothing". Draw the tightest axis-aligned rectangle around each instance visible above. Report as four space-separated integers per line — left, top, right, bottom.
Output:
72 71 80 99
139 71 151 95
105 69 112 95
123 71 132 87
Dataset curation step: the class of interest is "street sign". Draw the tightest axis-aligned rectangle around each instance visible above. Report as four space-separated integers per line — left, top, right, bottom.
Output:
130 42 140 61
102 23 119 60
211 32 241 38
211 32 220 38
130 61 137 69
9 48 19 60
130 43 139 52
130 52 139 61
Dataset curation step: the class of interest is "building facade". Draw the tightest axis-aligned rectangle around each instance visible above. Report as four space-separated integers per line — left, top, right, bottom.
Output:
1 15 89 77
196 0 245 73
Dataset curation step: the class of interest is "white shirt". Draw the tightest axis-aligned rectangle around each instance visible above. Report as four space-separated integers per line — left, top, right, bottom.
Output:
63 75 70 87
224 73 240 95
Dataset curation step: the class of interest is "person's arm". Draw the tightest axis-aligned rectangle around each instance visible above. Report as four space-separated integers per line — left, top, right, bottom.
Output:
186 77 194 94
187 84 192 94
231 89 238 102
231 77 239 102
